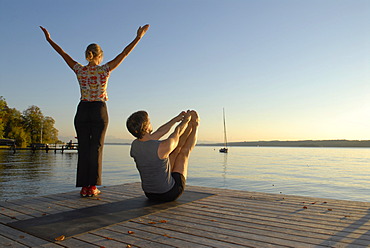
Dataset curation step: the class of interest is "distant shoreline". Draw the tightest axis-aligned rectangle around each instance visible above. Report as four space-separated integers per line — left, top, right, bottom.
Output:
198 140 370 148
105 140 370 148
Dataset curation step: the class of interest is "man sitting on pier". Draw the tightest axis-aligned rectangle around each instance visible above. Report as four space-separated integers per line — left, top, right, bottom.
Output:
126 110 199 202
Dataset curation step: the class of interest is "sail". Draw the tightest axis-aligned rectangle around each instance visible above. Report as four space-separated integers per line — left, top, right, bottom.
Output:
219 108 228 153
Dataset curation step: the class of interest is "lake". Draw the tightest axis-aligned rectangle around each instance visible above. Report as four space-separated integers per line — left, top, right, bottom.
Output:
0 145 369 202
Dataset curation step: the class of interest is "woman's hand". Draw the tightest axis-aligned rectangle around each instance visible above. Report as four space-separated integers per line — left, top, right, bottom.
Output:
39 26 51 40
39 26 77 70
107 24 149 71
137 24 150 39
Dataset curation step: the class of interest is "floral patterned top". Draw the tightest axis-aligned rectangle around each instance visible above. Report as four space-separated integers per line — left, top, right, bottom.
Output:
73 63 111 101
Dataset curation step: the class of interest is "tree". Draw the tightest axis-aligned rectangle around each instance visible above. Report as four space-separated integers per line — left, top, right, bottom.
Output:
0 97 60 147
7 125 30 148
42 116 59 144
23 105 59 145
23 105 44 144
0 96 7 138
3 107 30 147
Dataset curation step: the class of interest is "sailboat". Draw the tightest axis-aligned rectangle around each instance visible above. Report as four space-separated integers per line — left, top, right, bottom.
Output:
219 108 228 153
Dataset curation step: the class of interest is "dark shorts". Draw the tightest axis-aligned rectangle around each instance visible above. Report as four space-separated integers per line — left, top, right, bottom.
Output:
145 172 186 202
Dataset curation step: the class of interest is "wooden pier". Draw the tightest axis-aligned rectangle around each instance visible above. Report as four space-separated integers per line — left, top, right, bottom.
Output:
1 182 370 247
0 142 77 154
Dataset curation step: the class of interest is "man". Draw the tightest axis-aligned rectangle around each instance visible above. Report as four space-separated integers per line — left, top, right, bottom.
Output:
126 110 199 202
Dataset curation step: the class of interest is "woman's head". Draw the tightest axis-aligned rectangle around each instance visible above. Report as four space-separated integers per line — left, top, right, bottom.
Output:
85 43 103 64
126 111 152 139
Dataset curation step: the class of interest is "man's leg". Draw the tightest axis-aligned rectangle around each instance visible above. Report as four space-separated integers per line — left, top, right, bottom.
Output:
170 111 199 179
168 123 192 166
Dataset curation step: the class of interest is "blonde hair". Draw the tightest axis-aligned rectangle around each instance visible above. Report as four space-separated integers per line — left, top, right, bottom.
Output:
85 43 103 62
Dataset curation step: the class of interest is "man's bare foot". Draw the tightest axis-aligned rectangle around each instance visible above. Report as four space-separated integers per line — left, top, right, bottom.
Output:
182 110 192 123
190 110 200 124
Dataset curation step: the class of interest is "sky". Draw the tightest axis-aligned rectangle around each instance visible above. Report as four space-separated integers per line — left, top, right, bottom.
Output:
1 1 369 143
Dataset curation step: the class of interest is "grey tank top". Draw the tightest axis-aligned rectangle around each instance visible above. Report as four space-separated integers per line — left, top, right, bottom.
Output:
130 139 175 194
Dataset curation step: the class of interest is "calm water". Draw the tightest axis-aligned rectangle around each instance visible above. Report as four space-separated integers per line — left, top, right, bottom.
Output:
0 145 369 202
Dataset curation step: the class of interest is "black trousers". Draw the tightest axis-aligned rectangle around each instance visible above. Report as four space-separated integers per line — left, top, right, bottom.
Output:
145 173 186 202
74 101 108 187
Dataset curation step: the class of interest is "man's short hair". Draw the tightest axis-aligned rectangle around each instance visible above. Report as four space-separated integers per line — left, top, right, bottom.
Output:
126 111 149 139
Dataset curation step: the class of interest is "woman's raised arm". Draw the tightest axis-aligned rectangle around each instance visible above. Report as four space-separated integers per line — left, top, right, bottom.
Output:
40 26 77 70
107 24 149 71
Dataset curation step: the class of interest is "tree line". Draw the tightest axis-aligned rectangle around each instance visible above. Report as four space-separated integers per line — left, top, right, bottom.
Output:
0 96 60 147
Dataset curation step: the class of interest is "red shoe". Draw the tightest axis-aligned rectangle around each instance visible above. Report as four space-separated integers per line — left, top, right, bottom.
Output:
80 186 89 197
88 186 101 197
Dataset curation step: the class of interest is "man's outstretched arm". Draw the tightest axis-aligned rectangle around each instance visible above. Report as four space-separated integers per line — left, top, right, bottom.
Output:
150 111 185 140
157 113 191 159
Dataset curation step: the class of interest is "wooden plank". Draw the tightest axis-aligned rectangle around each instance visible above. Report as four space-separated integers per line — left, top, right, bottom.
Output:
176 195 370 247
0 206 34 222
156 205 369 247
102 185 144 198
119 220 248 248
134 213 315 248
192 194 370 223
89 228 174 248
0 201 45 218
0 223 63 247
2 198 70 217
189 185 370 209
41 186 139 209
169 204 348 239
107 221 212 248
2 183 370 247
183 199 368 233
189 197 370 234
72 232 142 248
42 194 107 209
54 237 102 248
0 234 28 248
199 193 370 216
39 243 67 248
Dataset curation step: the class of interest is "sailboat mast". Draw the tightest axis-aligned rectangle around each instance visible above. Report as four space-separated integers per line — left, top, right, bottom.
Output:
223 108 228 147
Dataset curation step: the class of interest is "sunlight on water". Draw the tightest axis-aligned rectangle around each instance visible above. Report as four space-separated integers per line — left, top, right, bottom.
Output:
1 145 370 202
187 146 370 202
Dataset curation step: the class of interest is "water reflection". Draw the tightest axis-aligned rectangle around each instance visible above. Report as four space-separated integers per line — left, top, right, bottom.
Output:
0 151 52 181
0 150 77 201
62 152 78 167
222 152 228 187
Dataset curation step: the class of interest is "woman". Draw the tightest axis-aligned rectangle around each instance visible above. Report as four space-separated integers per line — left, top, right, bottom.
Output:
40 24 149 197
